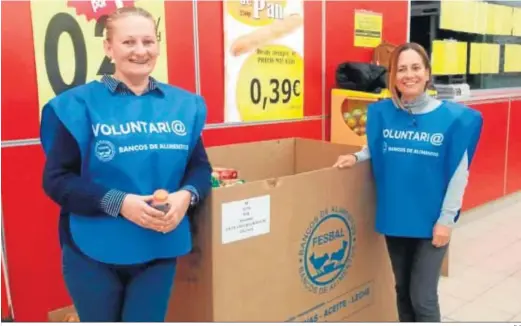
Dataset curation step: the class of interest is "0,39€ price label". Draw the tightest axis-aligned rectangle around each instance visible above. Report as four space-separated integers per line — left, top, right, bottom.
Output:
236 44 304 121
29 0 169 121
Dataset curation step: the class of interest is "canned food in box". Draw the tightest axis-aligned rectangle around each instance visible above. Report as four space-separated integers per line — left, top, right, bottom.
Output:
212 167 238 180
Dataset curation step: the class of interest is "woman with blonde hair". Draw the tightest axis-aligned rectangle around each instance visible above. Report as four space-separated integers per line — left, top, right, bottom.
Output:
40 6 212 322
334 42 483 322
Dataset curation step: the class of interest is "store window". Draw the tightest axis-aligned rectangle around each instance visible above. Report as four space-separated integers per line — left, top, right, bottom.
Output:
409 0 521 91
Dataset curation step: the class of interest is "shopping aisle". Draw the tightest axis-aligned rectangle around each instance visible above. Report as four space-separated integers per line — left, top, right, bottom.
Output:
439 192 521 322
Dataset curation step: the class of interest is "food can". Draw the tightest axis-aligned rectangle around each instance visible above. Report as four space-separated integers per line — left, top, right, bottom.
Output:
212 167 238 180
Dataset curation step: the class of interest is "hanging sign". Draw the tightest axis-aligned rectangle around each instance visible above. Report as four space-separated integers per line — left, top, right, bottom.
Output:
354 10 382 48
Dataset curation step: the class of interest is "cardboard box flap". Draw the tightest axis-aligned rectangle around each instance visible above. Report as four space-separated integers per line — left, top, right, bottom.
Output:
294 138 362 174
206 138 362 183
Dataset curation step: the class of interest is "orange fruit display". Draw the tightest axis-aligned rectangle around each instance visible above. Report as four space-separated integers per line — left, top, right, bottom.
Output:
341 99 368 137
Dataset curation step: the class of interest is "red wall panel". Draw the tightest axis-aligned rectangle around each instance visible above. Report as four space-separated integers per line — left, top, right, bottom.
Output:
165 1 197 93
462 101 509 210
301 1 324 117
1 1 40 141
325 0 409 122
506 100 521 194
197 1 324 124
197 1 225 124
2 146 68 322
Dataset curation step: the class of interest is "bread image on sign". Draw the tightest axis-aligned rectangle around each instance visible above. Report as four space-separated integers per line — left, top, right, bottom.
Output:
228 0 303 57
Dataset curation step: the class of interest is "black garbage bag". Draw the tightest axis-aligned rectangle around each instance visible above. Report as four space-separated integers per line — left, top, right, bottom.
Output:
335 62 388 94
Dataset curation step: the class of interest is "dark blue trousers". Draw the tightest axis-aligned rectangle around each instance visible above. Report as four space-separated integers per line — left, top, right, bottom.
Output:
61 244 177 322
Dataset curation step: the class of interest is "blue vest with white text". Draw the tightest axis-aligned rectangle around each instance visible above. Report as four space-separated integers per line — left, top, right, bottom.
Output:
366 99 483 238
40 81 206 264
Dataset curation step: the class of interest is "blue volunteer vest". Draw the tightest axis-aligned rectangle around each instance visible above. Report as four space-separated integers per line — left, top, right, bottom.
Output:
40 81 206 265
366 99 483 238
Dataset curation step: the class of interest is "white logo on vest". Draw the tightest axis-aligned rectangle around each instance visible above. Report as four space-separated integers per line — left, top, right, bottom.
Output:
95 140 116 162
382 129 444 158
382 129 444 147
91 120 189 138
171 120 187 136
429 133 444 146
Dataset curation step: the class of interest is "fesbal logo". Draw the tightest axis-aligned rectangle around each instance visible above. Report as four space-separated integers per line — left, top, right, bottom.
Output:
298 207 356 295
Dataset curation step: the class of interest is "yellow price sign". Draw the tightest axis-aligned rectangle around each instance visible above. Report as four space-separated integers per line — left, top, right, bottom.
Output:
30 0 169 119
235 44 304 121
223 0 304 122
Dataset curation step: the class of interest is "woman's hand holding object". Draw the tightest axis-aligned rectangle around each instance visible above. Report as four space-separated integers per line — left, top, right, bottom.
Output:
120 194 167 232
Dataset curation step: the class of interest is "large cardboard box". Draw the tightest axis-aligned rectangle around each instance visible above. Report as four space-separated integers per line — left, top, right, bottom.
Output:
166 138 398 322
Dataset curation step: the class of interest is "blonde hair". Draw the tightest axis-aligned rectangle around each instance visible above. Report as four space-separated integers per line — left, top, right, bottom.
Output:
105 7 157 41
387 42 431 109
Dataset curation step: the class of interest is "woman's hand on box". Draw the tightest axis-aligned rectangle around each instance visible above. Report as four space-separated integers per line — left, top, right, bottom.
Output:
160 190 192 234
333 154 358 169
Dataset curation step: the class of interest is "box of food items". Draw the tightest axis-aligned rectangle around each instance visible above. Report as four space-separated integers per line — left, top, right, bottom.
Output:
211 167 245 188
330 88 385 147
166 138 398 322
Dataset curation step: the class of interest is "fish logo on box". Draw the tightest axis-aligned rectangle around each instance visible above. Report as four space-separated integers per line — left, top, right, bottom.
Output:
298 207 356 295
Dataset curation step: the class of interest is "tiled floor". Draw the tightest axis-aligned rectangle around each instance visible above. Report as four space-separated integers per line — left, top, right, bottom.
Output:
439 192 521 322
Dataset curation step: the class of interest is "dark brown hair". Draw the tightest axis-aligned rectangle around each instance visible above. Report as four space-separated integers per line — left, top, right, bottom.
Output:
387 42 431 108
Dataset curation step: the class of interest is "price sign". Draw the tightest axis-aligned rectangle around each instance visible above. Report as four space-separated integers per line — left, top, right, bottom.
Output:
30 0 169 119
223 0 305 122
236 44 303 121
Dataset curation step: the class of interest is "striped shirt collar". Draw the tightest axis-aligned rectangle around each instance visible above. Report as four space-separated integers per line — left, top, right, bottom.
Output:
101 75 164 96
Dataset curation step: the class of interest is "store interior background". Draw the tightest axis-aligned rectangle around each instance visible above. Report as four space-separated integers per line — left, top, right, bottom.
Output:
1 0 520 321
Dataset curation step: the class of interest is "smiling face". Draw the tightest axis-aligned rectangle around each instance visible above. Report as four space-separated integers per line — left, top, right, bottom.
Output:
104 13 158 81
394 49 430 100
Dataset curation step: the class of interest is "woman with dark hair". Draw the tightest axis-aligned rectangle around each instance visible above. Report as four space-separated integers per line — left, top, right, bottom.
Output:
334 42 483 322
